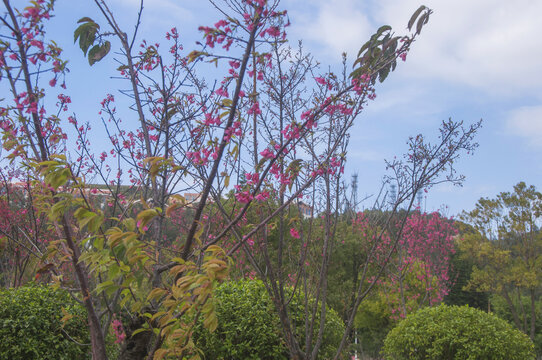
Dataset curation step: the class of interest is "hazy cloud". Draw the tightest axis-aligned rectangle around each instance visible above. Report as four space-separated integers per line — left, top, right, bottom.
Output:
284 0 374 59
506 105 542 147
287 0 542 95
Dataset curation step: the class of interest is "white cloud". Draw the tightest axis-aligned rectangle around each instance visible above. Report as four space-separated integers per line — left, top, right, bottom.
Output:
284 0 374 59
395 0 542 95
286 0 542 96
505 105 542 147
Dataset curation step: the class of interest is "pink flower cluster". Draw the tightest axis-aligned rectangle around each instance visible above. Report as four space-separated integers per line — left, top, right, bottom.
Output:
234 173 270 203
198 19 233 50
260 148 274 160
186 146 219 166
234 185 253 203
111 319 126 344
203 113 222 127
223 121 242 141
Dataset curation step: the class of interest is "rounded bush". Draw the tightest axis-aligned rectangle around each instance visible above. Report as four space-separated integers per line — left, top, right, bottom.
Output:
382 304 535 360
194 280 344 360
0 285 90 360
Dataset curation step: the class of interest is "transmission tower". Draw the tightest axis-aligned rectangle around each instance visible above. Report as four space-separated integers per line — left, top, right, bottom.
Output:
416 191 423 210
351 173 358 212
344 173 359 218
389 184 397 206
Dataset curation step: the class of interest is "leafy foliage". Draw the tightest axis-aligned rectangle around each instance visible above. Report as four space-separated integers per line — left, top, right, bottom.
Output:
0 285 90 360
73 17 110 65
382 304 535 360
354 295 393 358
193 280 344 360
351 6 432 83
488 293 542 355
0 0 477 358
460 182 542 343
444 232 489 310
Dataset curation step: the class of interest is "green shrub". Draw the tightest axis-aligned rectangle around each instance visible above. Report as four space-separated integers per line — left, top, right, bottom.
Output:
382 304 535 360
354 296 393 357
194 280 344 360
0 285 90 360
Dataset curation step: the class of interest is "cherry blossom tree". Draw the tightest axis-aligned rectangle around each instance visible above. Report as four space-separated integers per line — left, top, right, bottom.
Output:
460 182 542 342
0 0 480 359
376 211 457 320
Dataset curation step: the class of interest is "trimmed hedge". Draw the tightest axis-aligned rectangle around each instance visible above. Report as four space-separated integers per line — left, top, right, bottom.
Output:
382 304 535 360
194 280 344 359
0 285 90 360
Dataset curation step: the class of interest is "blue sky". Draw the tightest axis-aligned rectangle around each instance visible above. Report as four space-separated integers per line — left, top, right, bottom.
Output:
42 0 542 216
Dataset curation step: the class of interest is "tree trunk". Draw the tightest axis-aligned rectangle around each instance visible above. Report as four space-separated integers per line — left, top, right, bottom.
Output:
530 288 536 341
502 289 523 332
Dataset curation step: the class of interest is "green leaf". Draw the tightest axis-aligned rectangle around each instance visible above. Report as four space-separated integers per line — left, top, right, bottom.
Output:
375 25 392 39
88 41 111 66
77 17 94 24
288 159 303 172
131 328 149 336
383 37 399 54
45 167 70 189
95 280 114 294
105 284 120 296
194 223 205 246
378 64 391 83
148 288 167 301
136 208 160 233
74 21 99 55
203 311 218 332
166 107 178 120
416 13 427 35
391 59 398 71
93 236 104 250
408 5 427 31
123 218 137 231
230 144 239 158
108 264 120 279
49 200 67 221
356 39 371 59
349 67 364 79
87 213 104 232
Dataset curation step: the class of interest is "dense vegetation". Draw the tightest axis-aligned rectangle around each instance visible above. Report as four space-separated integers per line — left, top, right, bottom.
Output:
382 304 535 360
5 0 533 358
0 286 90 360
193 280 344 359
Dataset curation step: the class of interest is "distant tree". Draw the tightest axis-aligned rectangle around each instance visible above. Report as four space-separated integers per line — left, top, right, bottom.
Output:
460 182 542 341
325 211 456 357
0 0 480 359
378 211 456 319
0 177 56 288
444 221 489 310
